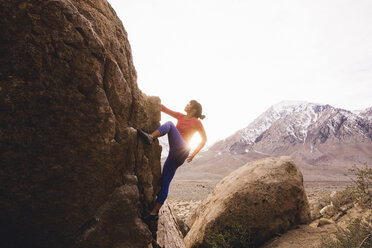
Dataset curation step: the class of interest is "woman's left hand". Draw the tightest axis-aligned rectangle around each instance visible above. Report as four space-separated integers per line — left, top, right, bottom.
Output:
187 154 195 163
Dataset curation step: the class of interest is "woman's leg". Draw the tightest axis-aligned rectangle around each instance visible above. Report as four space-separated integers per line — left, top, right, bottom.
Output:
140 121 185 147
155 155 179 205
138 122 178 145
157 121 187 148
147 121 189 215
145 157 178 218
150 150 189 213
150 202 163 215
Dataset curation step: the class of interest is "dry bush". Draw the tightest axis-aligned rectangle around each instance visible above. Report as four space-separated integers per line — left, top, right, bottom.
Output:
311 193 333 220
311 205 323 220
320 164 372 247
203 222 254 248
345 164 372 209
331 187 355 210
320 215 372 248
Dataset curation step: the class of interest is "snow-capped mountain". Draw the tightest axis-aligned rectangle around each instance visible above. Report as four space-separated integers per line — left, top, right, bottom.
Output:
175 101 372 181
357 107 372 121
212 101 371 155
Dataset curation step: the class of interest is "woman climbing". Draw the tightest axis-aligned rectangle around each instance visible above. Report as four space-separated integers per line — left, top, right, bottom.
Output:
137 100 207 221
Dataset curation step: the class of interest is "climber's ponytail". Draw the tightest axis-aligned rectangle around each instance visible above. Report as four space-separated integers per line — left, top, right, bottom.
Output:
190 100 206 120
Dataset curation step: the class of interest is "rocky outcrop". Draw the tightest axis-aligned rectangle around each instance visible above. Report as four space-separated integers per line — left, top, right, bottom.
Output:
184 157 311 248
157 203 186 248
0 0 162 247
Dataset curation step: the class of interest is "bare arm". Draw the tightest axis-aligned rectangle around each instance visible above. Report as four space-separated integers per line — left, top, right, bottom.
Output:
161 104 183 119
187 123 207 163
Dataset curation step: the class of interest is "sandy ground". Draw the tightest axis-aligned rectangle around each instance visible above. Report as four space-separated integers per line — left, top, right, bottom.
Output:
167 179 360 247
261 206 372 248
167 179 351 222
167 180 218 222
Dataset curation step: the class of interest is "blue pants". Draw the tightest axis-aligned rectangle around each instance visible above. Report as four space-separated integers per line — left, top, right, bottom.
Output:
156 121 190 204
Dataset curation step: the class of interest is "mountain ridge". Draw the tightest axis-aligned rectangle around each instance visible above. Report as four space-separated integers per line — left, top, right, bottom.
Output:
211 101 371 153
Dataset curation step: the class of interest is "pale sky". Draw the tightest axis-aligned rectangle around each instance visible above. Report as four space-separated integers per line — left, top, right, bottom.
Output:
107 0 372 147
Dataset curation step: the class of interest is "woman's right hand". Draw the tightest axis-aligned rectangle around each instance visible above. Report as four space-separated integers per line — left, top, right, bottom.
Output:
187 154 195 163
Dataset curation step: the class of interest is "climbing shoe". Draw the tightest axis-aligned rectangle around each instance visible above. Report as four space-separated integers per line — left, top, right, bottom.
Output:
137 129 153 145
141 213 159 221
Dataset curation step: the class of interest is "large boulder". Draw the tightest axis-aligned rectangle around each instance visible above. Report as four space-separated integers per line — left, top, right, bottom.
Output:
0 0 162 247
157 202 186 248
184 156 311 248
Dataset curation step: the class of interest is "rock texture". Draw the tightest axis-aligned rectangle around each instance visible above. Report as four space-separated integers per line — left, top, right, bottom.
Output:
184 157 311 248
157 202 186 248
0 0 162 247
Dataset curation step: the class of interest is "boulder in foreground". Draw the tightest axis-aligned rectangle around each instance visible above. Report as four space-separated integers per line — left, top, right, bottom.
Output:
184 156 311 248
157 202 186 248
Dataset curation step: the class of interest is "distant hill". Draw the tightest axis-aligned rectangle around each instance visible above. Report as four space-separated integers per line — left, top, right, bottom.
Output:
173 101 372 181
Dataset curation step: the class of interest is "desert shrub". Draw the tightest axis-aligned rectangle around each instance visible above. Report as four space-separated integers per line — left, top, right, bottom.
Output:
345 164 372 209
311 205 323 220
321 194 332 207
320 215 372 248
203 222 254 248
311 193 337 220
332 187 356 210
325 164 371 212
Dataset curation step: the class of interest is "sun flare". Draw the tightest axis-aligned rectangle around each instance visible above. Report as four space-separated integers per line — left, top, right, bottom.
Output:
189 133 202 151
